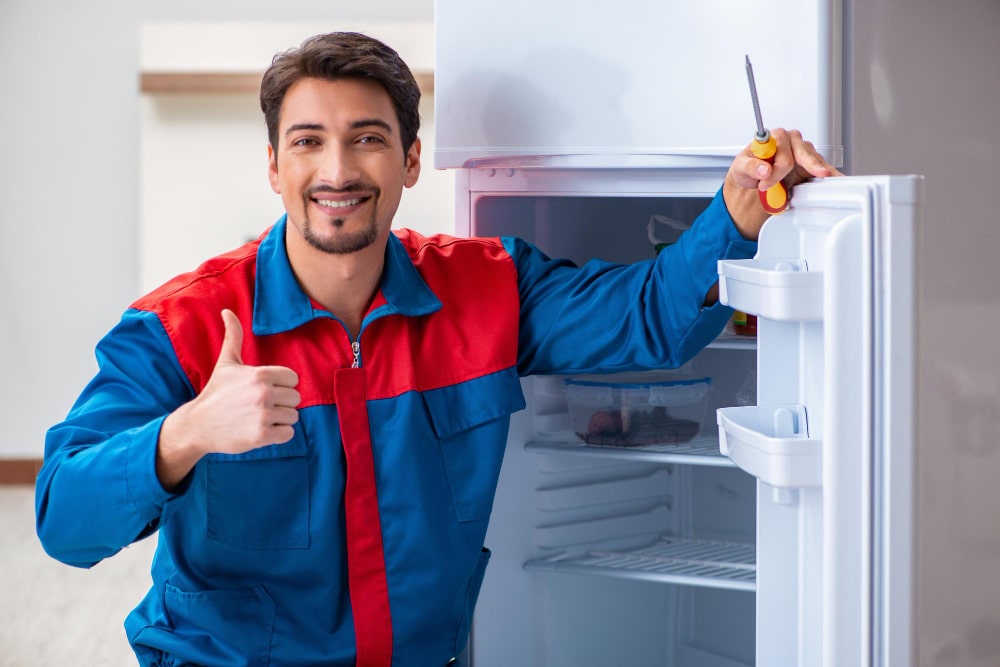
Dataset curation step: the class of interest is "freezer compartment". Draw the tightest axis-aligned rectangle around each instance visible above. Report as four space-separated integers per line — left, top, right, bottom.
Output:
717 257 824 321
716 405 822 488
434 0 840 169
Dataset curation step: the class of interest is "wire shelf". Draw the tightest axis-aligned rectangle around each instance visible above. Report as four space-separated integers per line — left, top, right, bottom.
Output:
525 536 756 592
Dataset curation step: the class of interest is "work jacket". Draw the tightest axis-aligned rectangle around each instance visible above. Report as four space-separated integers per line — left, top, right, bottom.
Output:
35 189 755 666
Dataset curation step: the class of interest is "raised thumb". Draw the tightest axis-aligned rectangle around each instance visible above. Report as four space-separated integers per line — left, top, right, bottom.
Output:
217 309 244 366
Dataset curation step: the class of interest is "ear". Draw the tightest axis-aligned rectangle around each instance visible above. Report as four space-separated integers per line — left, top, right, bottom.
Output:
403 137 421 189
267 144 281 194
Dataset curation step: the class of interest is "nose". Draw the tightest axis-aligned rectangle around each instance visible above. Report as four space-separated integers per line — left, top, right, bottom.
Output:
316 143 362 189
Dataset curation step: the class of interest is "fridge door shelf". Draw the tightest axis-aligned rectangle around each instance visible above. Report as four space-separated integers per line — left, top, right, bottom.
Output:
526 436 737 468
717 258 824 321
717 405 822 488
525 536 756 592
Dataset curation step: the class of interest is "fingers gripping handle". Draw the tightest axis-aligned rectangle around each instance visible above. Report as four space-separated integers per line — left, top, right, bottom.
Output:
750 133 789 214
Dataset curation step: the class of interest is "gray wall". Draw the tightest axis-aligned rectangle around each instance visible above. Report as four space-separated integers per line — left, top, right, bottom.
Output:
845 1 1000 665
0 0 432 458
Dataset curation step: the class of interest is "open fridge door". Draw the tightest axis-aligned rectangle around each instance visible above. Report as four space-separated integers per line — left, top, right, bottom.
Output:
717 175 919 667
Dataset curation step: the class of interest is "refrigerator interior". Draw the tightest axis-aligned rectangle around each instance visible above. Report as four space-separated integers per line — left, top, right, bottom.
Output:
468 180 760 667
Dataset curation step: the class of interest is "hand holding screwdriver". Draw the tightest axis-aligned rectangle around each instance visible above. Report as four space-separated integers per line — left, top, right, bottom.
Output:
745 56 789 214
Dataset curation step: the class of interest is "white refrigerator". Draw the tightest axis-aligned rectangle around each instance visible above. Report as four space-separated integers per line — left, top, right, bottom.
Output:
433 1 1000 666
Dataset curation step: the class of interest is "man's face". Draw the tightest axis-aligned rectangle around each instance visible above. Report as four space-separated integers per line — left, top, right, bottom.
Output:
268 77 420 255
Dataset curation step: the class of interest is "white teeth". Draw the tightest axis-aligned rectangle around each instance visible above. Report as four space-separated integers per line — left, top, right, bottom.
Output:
316 198 362 209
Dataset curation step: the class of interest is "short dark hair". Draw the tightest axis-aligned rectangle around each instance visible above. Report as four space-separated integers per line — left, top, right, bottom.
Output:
260 32 421 154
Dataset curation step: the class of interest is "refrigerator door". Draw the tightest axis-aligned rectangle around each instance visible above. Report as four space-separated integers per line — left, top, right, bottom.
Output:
717 175 919 667
433 0 841 169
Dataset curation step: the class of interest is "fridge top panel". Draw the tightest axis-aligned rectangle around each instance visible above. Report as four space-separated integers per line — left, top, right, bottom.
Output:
454 153 738 171
465 165 729 196
434 0 842 169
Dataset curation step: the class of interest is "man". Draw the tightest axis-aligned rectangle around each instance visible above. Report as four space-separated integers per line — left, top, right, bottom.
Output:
36 32 838 667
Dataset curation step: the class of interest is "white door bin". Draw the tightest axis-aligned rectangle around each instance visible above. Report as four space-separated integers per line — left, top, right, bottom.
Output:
717 404 822 488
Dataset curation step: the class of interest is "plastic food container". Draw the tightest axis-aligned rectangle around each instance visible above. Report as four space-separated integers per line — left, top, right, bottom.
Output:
565 372 713 447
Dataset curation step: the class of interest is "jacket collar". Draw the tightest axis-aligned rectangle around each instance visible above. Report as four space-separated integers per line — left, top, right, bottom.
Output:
252 215 442 336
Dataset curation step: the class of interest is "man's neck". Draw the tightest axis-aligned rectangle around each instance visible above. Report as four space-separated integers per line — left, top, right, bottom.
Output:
285 231 387 340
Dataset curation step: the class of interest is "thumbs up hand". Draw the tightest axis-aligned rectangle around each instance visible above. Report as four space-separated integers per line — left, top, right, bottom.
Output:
204 309 301 450
156 309 301 490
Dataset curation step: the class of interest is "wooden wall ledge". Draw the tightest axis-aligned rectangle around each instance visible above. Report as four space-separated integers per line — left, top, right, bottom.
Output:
0 458 43 485
141 71 434 95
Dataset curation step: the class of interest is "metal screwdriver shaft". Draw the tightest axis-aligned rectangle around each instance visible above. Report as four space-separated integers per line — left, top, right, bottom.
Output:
744 55 788 214
745 56 769 143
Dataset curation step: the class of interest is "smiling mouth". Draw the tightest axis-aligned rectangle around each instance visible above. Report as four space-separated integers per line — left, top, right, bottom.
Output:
315 197 364 208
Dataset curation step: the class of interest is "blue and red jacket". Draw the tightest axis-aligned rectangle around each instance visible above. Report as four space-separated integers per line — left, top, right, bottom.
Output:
35 190 754 666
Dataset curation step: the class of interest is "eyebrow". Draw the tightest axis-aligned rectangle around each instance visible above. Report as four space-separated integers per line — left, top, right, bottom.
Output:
284 123 325 137
284 119 395 138
351 118 394 134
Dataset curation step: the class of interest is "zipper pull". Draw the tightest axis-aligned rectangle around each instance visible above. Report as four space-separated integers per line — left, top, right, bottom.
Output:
351 340 361 368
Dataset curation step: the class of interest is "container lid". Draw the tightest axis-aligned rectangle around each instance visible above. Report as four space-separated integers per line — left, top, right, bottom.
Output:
565 371 712 389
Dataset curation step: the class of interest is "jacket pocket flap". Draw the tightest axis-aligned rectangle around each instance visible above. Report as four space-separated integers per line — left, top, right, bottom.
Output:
422 367 526 440
204 438 308 463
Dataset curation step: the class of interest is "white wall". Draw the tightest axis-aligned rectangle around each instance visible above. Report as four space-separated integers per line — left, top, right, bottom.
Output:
0 0 433 459
139 21 450 293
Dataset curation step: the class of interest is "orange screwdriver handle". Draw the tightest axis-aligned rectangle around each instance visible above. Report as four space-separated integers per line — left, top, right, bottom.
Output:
750 134 788 214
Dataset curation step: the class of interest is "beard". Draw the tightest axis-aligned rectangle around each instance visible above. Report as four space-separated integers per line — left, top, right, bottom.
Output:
302 216 379 254
300 186 381 255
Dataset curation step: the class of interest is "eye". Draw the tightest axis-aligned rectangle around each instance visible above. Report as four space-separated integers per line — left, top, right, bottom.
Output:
357 135 386 146
291 137 320 147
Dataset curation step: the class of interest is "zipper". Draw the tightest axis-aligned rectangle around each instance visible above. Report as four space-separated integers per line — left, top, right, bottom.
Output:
351 339 361 368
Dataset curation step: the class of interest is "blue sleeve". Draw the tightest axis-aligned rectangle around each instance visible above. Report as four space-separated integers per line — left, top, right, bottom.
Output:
506 188 757 376
35 309 195 568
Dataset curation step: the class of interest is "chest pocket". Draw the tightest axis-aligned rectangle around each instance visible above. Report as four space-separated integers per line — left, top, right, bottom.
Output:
422 368 526 523
204 438 310 549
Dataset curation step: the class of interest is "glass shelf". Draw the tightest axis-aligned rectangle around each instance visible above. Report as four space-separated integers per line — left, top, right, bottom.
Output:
526 436 736 467
525 536 756 592
707 333 757 351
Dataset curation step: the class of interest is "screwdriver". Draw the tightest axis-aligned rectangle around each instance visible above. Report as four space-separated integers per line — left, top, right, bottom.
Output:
744 55 788 214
